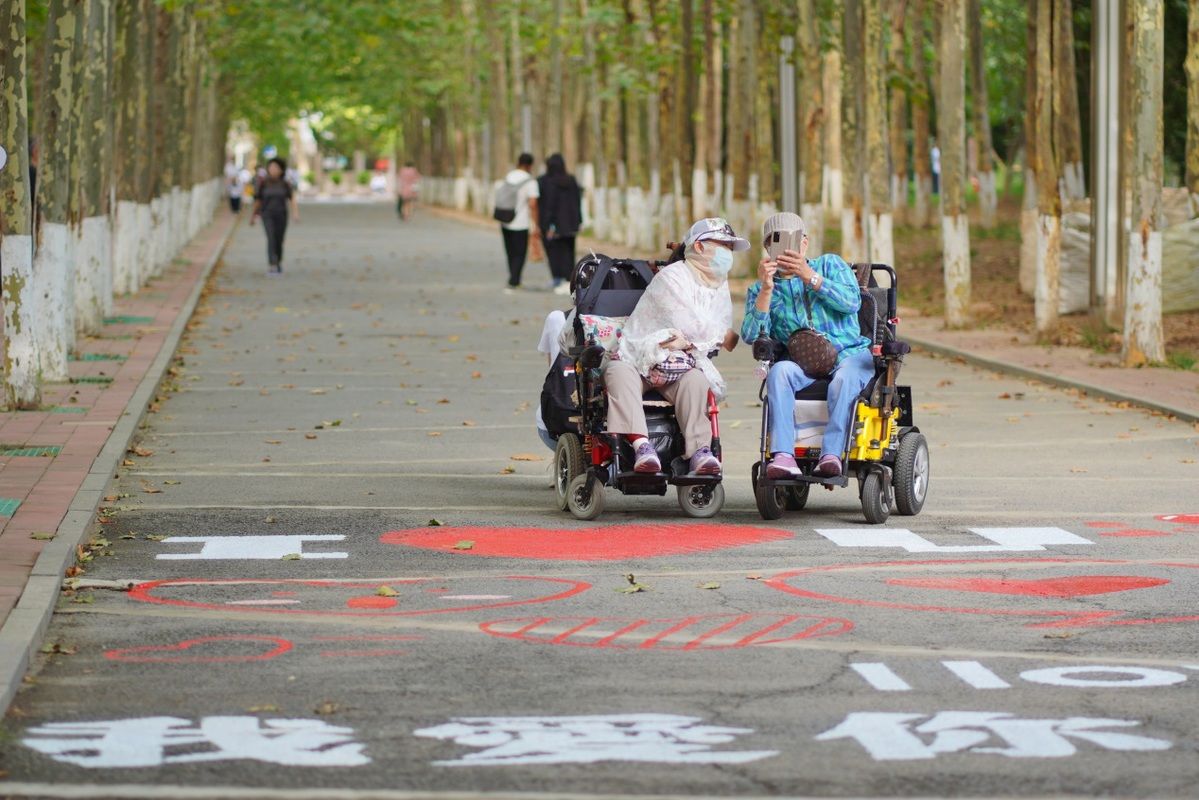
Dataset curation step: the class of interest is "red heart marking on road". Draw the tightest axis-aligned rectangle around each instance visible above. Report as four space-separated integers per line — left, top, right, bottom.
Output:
381 524 792 561
885 575 1169 598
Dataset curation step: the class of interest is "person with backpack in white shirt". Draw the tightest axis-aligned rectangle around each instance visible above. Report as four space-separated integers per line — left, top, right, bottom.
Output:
494 153 541 293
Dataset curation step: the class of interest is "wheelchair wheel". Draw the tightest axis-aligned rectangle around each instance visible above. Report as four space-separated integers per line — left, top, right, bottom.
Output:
785 484 810 511
893 432 929 516
567 473 605 520
678 483 725 518
752 462 788 520
554 433 585 511
860 470 892 524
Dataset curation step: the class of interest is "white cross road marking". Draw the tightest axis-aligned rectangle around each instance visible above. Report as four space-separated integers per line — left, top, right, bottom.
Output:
816 711 1172 761
941 661 1012 689
155 535 348 560
815 527 1092 553
22 716 369 768
851 661 1190 692
414 714 777 766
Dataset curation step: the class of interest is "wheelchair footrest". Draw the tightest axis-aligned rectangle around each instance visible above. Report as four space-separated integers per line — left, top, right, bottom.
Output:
761 474 850 489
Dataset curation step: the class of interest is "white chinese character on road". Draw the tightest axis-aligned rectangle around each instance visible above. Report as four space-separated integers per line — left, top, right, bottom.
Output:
817 711 1172 761
23 716 369 768
415 713 777 766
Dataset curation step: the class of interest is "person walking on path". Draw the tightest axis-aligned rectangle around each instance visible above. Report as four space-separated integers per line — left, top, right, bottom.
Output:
537 153 582 296
396 162 421 220
495 153 541 293
225 158 246 214
251 157 299 274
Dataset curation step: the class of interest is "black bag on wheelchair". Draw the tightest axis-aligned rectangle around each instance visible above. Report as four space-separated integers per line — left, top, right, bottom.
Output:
540 352 579 439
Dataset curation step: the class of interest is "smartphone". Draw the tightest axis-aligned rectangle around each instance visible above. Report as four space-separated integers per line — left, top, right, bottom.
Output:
765 229 803 262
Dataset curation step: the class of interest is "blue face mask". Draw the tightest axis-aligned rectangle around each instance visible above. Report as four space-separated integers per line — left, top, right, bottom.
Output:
708 246 734 278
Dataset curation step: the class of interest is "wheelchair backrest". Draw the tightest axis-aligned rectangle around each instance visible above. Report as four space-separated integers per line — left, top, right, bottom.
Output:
853 264 899 345
573 253 656 319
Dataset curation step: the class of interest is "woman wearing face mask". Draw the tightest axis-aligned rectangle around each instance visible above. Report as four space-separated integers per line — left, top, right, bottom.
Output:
602 218 745 477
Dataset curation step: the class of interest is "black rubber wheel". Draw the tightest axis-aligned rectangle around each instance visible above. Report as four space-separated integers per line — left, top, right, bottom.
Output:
785 483 810 511
860 470 892 524
753 463 788 520
893 432 929 516
678 483 725 518
553 433 585 511
567 473 605 520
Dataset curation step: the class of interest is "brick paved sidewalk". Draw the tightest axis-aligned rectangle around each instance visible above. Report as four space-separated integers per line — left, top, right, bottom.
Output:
0 212 237 631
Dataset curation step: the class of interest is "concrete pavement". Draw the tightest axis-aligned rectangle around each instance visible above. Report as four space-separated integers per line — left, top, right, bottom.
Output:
1 201 1197 798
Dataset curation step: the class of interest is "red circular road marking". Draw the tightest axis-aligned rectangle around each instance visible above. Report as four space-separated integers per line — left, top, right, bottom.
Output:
885 575 1170 598
480 612 852 650
105 635 293 664
381 524 793 561
1157 514 1199 524
128 576 591 617
764 558 1199 629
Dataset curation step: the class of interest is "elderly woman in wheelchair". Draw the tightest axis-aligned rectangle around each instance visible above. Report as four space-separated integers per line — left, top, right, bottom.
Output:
743 212 928 524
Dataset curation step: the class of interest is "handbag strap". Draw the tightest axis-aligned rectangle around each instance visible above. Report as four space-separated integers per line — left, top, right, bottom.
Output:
801 283 816 328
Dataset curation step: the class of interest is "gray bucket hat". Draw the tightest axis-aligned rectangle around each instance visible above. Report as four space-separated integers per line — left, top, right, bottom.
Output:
684 217 751 252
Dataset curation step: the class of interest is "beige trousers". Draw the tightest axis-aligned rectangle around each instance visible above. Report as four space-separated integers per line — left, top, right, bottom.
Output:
602 360 713 457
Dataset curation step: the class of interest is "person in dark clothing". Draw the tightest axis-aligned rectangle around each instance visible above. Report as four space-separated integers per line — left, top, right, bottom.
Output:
537 153 583 295
251 157 299 274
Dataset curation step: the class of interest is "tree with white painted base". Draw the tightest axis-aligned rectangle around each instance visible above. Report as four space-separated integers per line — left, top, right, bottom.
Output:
1018 10 1039 295
0 0 41 408
968 0 996 228
841 0 868 263
1033 0 1063 335
1123 0 1166 366
864 0 894 267
939 0 970 328
797 0 824 252
909 0 933 229
1187 0 1198 218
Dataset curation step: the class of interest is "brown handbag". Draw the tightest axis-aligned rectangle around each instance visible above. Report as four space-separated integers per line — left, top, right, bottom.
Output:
785 289 837 378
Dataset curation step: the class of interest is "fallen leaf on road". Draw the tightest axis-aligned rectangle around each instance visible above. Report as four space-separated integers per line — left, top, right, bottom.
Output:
246 704 279 713
141 483 162 494
376 585 400 597
462 420 476 427
314 701 339 715
228 379 244 387
40 643 77 656
471 371 482 379
698 582 721 590
121 459 135 467
437 398 450 404
500 465 515 474
619 574 650 594
163 480 181 486
128 447 153 457
1069 467 1088 473
305 433 318 440
405 399 418 406
510 454 544 462
281 553 301 561
427 518 443 526
447 335 460 343
309 388 327 395
465 354 479 362
745 574 763 581
31 532 55 541
265 516 277 523
264 439 282 445
428 431 442 437
259 388 270 396
143 534 167 541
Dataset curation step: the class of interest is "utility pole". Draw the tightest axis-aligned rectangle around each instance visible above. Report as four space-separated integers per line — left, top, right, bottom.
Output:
779 36 798 213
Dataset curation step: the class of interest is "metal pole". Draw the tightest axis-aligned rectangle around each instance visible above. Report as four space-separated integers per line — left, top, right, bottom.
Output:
522 103 533 154
1090 0 1120 319
779 36 798 212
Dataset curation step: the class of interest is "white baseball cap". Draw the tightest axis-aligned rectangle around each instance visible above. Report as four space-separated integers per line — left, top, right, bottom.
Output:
683 217 751 252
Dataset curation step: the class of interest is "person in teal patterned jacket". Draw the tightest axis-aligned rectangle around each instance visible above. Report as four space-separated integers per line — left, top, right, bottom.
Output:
740 213 872 479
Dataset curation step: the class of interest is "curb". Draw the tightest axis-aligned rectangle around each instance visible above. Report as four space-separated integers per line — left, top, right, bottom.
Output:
0 216 238 714
907 334 1199 425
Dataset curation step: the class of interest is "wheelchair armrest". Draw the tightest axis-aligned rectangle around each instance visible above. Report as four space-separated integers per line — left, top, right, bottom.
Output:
881 341 911 357
579 343 606 370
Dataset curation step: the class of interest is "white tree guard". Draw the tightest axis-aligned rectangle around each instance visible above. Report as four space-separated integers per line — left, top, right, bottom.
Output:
869 211 894 267
841 208 867 264
823 166 843 214
941 213 971 326
75 215 112 333
1124 227 1165 363
34 222 74 380
978 171 998 228
801 202 824 255
1034 212 1062 332
134 202 152 291
112 200 138 295
2 235 40 406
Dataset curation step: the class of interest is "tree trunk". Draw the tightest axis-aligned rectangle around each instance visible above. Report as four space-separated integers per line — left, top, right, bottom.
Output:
1123 0 1165 365
841 0 867 262
864 0 893 266
823 26 844 215
909 0 932 228
1018 4 1038 294
1186 0 1198 216
888 0 908 229
1033 0 1062 334
1056 0 1085 200
968 0 996 227
546 0 564 155
940 0 970 327
753 7 774 207
691 0 717 218
75 0 114 334
0 0 41 407
134 0 155 290
112 0 142 297
727 7 749 202
797 0 824 251
34 0 83 381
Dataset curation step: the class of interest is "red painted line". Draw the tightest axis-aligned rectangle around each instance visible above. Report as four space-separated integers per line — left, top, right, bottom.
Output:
127 576 592 618
549 618 604 644
885 575 1169 598
638 616 706 650
594 619 652 647
508 617 554 637
681 614 756 650
104 635 293 664
346 595 398 610
318 649 409 658
1100 529 1171 538
730 615 804 647
1085 521 1126 528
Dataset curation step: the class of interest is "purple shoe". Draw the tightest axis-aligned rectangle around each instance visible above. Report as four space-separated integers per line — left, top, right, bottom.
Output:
689 446 721 476
766 452 803 479
632 440 661 473
813 454 842 477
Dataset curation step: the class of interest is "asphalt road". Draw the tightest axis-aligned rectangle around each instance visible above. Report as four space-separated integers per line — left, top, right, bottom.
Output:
2 201 1197 799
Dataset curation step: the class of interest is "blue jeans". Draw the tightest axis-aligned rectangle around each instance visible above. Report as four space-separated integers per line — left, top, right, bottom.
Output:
537 427 556 451
767 349 875 459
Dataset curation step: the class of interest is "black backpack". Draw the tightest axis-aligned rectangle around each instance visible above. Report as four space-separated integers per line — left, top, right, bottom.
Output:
540 352 578 439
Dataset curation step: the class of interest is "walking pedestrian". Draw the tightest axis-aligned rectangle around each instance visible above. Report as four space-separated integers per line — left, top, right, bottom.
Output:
396 162 421 221
251 157 299 275
537 153 583 296
494 153 541 293
930 141 941 195
225 158 245 214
